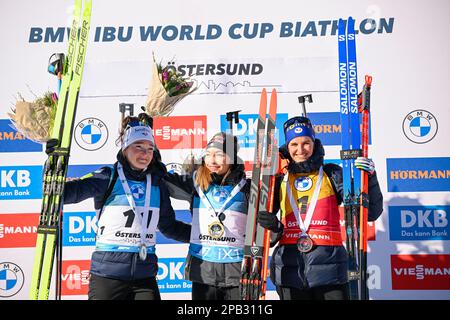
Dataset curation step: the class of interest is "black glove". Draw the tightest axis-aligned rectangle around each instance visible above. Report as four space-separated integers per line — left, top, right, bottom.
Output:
45 138 59 155
257 211 282 232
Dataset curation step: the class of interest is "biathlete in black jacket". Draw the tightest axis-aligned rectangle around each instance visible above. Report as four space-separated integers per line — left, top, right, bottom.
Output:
257 116 383 300
164 132 250 300
47 113 191 300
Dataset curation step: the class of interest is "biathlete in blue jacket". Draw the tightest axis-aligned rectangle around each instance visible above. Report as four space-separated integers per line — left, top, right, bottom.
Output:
257 116 383 300
164 132 250 300
47 113 191 300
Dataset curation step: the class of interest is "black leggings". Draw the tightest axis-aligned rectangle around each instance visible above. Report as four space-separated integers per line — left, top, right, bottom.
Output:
192 282 240 300
276 283 349 300
88 274 161 300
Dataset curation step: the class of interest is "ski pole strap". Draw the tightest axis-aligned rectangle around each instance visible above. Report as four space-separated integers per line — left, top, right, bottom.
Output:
340 149 362 160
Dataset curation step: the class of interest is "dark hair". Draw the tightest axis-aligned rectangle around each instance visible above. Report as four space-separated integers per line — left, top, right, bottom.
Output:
115 113 153 147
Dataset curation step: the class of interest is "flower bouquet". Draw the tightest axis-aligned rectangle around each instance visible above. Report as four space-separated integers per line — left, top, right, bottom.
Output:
7 91 57 143
143 53 197 117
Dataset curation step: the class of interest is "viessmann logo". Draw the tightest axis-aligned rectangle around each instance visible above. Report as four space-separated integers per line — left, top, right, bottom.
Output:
0 213 38 248
61 260 91 296
152 116 207 150
391 254 450 290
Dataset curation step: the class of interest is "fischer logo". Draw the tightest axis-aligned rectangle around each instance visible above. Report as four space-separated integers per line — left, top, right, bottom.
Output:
61 260 91 296
152 116 207 150
0 213 38 248
391 254 450 290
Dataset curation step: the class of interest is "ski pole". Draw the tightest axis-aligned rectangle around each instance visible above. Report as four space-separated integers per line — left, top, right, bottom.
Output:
358 75 372 300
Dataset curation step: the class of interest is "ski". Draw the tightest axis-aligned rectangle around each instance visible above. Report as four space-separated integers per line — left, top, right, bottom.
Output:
259 89 278 300
29 0 92 300
240 89 278 300
338 17 361 300
240 88 267 300
338 17 373 300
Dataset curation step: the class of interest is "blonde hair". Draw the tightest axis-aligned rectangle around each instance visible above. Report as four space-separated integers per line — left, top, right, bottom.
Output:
195 164 232 192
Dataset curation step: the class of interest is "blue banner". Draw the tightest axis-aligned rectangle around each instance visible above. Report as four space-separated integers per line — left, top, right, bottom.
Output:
389 205 450 241
387 157 450 192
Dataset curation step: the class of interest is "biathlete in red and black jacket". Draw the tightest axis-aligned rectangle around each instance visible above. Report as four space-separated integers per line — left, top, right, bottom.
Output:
257 116 383 300
48 113 191 300
164 132 250 300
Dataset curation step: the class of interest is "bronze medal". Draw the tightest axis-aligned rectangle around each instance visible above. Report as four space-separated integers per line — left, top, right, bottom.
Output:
297 234 314 253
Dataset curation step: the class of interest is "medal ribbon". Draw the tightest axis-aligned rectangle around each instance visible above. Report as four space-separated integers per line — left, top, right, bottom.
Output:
193 171 246 221
117 163 152 252
285 166 324 237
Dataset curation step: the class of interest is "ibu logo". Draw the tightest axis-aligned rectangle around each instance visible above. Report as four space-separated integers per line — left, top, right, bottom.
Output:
74 118 109 151
0 166 42 200
389 205 450 240
63 212 97 246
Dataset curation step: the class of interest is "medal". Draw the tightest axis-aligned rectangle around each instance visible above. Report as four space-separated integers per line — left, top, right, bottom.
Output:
297 234 314 253
208 221 225 239
139 243 147 260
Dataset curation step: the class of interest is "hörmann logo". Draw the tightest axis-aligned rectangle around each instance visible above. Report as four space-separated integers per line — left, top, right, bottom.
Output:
0 119 42 152
389 205 449 241
387 157 450 192
391 254 450 290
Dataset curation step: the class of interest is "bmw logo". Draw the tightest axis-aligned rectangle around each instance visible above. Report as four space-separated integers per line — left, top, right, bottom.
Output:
402 110 438 144
130 184 145 200
0 262 24 298
74 118 109 151
165 163 183 175
294 176 313 191
212 187 229 203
